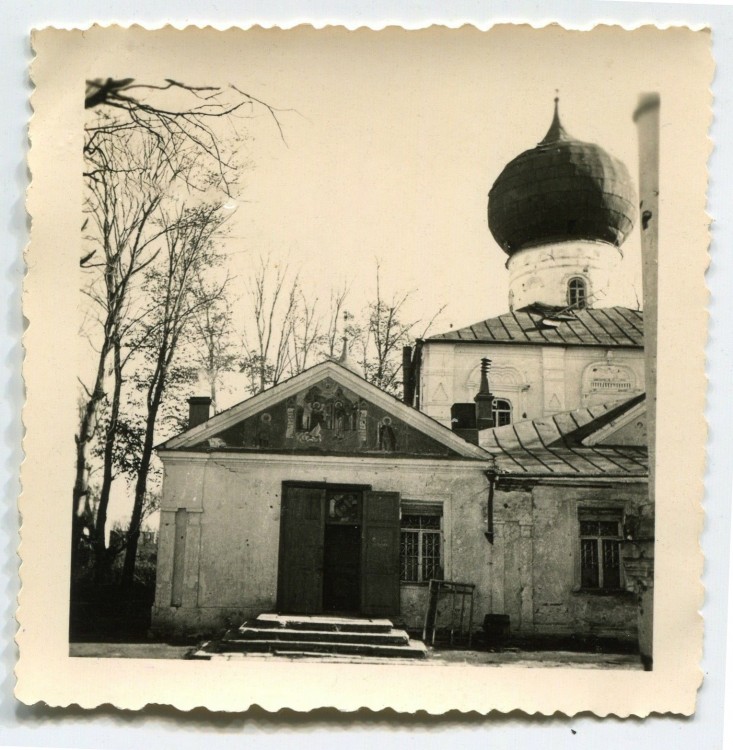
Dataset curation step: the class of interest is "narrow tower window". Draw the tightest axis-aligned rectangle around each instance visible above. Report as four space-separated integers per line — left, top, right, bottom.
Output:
567 277 587 309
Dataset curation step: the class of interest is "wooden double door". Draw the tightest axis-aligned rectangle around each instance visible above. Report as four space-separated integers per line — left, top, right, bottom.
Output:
277 483 400 617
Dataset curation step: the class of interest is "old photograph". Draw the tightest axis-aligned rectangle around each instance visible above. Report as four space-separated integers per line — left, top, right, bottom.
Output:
19 25 711 714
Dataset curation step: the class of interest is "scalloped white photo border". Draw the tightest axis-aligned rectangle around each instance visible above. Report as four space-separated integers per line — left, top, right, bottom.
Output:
16 22 712 718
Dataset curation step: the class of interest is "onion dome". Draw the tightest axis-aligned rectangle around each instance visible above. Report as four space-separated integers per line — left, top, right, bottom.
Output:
488 99 637 255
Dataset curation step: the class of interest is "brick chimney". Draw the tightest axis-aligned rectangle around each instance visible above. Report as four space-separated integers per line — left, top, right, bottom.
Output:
474 358 495 431
188 396 212 429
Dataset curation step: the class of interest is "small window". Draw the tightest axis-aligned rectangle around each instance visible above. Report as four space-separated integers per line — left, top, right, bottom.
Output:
492 398 512 427
567 277 587 309
579 512 622 591
400 505 443 583
326 491 360 524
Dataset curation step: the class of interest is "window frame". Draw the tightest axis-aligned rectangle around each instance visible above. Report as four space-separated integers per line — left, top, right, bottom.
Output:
399 503 444 584
567 276 588 309
492 398 512 427
578 510 624 592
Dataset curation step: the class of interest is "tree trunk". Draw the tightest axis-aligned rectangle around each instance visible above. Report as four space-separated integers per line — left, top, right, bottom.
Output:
72 338 110 570
93 339 122 583
208 346 218 414
210 370 218 414
120 371 165 590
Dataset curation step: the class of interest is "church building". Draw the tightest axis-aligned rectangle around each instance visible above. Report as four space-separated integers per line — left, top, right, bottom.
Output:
406 98 644 434
151 100 650 648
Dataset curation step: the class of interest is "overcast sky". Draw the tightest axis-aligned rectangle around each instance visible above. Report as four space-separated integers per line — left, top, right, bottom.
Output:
204 26 663 336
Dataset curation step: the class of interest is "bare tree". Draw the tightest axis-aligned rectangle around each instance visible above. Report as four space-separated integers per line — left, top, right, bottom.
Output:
90 338 123 581
190 282 239 413
241 256 299 394
76 129 179 565
121 203 229 588
322 284 351 359
288 289 325 375
85 78 287 195
77 78 285 577
353 264 446 395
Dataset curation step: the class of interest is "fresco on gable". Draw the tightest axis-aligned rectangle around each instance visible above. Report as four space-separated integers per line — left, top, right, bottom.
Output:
195 376 459 457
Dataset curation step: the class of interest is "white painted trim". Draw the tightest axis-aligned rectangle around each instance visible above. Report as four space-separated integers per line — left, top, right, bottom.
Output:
158 450 493 472
159 360 490 459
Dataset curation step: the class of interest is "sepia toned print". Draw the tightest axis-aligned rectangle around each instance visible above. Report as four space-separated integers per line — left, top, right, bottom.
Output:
19 25 710 715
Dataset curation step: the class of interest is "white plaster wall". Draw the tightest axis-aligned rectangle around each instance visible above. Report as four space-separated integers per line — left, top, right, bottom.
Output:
152 453 492 635
506 240 622 311
421 342 645 425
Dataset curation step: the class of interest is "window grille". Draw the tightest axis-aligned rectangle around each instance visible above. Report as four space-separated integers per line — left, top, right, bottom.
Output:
400 511 442 583
579 515 622 590
567 277 587 309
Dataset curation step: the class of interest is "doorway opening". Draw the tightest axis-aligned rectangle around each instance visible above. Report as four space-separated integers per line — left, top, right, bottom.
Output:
277 482 401 617
323 524 361 613
322 488 362 613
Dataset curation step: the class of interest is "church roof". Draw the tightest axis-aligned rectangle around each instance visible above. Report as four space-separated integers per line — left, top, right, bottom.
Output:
427 305 644 348
480 394 648 478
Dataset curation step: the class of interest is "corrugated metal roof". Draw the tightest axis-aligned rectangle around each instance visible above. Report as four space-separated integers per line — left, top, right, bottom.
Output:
428 305 644 348
480 395 648 477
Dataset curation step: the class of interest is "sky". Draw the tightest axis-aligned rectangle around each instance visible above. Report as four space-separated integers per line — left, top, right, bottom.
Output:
94 25 689 526
204 26 653 337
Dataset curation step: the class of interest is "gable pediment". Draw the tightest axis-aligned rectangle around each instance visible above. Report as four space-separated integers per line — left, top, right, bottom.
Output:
159 361 489 460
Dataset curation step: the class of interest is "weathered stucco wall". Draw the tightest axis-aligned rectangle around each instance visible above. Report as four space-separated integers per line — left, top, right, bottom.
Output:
490 481 646 641
151 454 491 636
152 452 646 644
506 240 621 312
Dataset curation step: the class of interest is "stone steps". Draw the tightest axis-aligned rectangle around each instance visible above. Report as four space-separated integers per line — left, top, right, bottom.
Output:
252 613 394 633
189 613 428 661
234 626 410 646
194 637 427 660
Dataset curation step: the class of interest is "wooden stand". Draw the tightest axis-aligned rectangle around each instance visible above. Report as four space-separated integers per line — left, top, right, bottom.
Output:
422 579 475 647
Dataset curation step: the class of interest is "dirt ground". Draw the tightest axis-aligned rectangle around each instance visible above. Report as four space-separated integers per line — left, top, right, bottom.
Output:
69 642 642 669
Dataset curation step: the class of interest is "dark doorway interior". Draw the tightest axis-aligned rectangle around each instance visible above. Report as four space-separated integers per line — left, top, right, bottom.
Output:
322 524 361 613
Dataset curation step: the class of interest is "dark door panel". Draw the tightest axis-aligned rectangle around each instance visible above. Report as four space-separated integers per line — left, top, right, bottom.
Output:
361 491 401 616
278 485 325 614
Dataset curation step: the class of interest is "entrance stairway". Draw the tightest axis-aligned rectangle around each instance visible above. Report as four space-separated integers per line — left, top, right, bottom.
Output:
190 613 428 661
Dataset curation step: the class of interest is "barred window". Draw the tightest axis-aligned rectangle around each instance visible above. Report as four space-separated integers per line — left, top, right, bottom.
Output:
579 514 622 590
400 509 443 583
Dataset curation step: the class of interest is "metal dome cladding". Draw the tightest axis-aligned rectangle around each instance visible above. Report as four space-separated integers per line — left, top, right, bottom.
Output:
488 103 637 255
